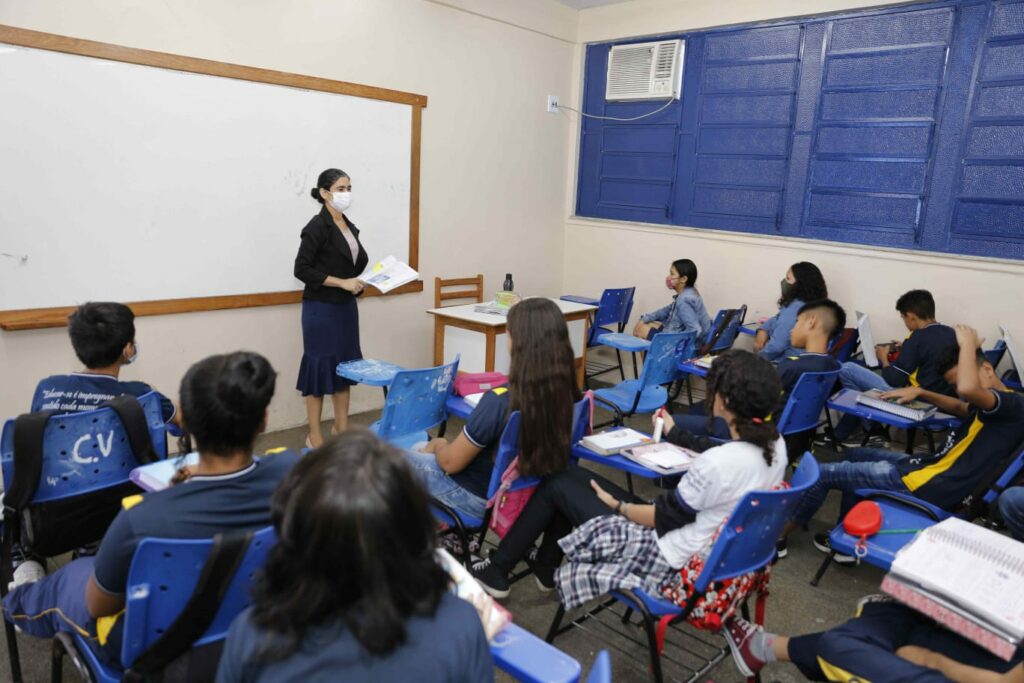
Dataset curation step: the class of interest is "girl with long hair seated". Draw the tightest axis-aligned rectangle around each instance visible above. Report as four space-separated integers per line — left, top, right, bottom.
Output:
472 352 786 608
217 431 494 682
754 261 828 361
409 297 581 519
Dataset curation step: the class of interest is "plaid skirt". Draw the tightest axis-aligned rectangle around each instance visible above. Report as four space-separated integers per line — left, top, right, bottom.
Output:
555 515 676 611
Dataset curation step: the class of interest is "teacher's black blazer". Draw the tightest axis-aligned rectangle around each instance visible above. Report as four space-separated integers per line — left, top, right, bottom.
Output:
294 206 370 304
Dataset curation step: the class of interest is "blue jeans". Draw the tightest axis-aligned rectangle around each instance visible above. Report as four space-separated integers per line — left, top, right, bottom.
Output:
999 487 1024 542
3 556 122 666
405 451 488 520
834 362 893 440
793 447 910 526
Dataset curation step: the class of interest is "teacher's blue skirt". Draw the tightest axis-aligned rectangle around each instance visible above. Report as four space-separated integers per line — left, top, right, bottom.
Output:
296 299 362 397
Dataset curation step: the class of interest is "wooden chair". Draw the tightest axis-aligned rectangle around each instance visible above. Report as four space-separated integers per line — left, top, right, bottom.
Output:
434 274 484 308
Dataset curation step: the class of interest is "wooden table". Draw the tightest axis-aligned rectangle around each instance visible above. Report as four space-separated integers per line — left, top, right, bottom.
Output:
428 298 595 387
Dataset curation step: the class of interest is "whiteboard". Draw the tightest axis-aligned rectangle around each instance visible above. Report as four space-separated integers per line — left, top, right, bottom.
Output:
0 43 413 311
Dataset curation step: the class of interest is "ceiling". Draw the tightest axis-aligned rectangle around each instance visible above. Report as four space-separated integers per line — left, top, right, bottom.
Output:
554 0 635 9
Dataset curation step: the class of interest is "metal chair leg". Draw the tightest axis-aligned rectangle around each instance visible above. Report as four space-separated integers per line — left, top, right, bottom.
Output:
545 603 566 643
926 429 936 454
825 409 839 452
626 473 634 495
50 636 65 683
638 606 665 683
631 352 639 380
615 350 625 382
905 428 917 455
621 607 634 625
685 376 694 406
4 618 22 683
810 551 835 586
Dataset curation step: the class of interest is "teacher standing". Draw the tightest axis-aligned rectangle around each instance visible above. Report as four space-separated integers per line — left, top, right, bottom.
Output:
294 168 369 448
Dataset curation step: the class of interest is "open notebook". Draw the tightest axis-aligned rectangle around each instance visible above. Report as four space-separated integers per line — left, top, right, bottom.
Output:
882 517 1024 660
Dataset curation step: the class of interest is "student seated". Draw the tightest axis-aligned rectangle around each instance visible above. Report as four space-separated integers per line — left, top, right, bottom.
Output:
671 298 846 443
754 262 828 361
473 351 786 604
788 326 1024 562
723 595 1023 682
3 351 295 666
410 298 580 519
833 289 956 443
32 302 177 425
217 431 493 682
1000 487 1024 541
632 258 711 341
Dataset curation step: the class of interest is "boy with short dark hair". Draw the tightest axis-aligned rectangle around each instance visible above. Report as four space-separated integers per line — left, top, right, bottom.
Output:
31 302 176 424
832 289 956 443
789 326 1024 561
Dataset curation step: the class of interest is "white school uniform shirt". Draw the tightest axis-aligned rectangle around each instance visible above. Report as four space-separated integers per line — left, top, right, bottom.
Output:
656 437 788 568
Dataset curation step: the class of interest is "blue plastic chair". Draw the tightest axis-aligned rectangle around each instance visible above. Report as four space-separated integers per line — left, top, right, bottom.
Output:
593 332 691 426
1003 369 1022 392
578 288 637 383
585 650 611 683
370 358 459 450
51 526 276 683
0 391 169 500
492 623 583 683
1 392 171 683
703 305 747 354
777 371 841 437
811 441 1024 586
984 340 1007 369
546 454 820 683
828 328 860 363
433 397 591 566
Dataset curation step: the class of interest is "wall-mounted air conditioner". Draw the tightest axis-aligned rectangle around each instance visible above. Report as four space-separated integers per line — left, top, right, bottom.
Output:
605 39 684 101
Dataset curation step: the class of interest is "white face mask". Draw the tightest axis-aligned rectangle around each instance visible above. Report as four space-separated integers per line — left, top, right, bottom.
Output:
124 342 138 365
330 191 352 213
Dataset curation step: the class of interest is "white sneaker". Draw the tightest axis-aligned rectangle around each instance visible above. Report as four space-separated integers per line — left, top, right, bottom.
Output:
8 560 45 591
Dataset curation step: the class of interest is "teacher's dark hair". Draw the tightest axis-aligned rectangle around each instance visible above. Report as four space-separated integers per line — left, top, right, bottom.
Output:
310 168 350 203
251 430 448 661
178 351 276 457
507 298 582 478
67 302 136 368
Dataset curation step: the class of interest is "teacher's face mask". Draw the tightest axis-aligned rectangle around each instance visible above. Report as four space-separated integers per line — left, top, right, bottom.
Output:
330 191 352 213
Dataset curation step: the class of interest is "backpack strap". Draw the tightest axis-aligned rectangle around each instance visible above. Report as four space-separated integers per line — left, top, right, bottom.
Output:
102 395 159 465
123 531 253 682
6 411 56 514
486 456 521 509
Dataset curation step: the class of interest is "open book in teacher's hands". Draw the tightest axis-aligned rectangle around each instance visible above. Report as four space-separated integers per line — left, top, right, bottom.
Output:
358 255 418 293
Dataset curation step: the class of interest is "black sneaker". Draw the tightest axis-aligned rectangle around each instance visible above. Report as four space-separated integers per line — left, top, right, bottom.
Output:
525 546 556 593
774 537 788 560
813 532 857 565
470 557 510 599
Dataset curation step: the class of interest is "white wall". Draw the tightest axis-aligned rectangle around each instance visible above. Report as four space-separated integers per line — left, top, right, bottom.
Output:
0 0 577 430
563 0 1024 356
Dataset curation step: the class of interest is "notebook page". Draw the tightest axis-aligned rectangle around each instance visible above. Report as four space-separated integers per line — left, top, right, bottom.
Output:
891 518 1024 639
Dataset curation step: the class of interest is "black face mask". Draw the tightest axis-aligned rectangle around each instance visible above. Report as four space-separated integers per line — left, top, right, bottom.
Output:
780 278 794 297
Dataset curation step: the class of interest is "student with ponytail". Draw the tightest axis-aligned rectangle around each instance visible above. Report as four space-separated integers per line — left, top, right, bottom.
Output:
472 351 787 603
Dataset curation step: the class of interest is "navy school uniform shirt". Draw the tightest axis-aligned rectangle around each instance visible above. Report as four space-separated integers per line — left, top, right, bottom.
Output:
92 451 299 596
881 322 957 395
898 390 1024 509
31 372 175 423
776 352 841 405
456 388 512 499
216 592 494 683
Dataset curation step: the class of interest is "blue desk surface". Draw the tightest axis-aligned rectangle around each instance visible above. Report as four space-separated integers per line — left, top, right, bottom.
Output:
560 294 600 307
827 500 938 572
336 359 405 386
676 360 710 379
596 332 650 353
572 428 679 480
446 394 474 421
826 389 961 430
492 623 581 683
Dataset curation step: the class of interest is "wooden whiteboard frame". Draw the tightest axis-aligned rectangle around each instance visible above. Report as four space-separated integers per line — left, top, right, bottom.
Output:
0 25 425 330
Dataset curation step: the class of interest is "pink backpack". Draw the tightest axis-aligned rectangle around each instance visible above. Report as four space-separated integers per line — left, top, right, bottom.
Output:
486 392 596 538
454 372 509 397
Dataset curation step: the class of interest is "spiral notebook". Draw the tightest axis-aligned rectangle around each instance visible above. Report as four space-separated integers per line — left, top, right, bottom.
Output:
881 517 1024 660
855 389 937 421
